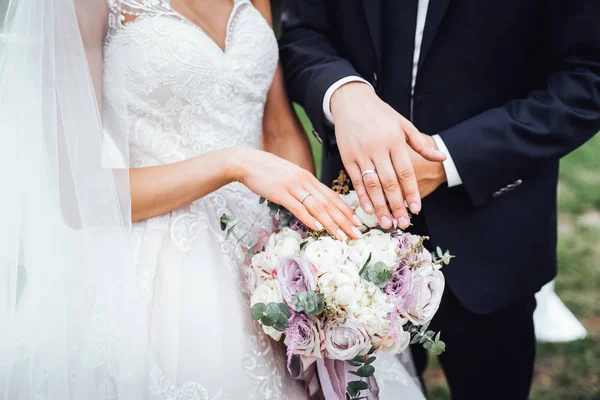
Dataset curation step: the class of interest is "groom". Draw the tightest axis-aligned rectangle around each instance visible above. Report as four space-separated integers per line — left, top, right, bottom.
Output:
279 0 600 399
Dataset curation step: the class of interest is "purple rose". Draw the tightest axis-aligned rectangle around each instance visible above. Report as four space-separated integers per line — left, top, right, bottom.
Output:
405 264 445 324
323 318 372 360
276 256 317 305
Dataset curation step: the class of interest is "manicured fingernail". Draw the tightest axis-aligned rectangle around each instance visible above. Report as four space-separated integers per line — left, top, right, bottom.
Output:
315 221 324 230
380 216 391 227
363 203 373 213
410 202 420 214
352 215 362 226
352 227 363 238
399 217 409 228
337 229 348 241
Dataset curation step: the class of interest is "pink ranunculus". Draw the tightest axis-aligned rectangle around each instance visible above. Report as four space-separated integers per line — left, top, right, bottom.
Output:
276 256 317 305
323 318 372 360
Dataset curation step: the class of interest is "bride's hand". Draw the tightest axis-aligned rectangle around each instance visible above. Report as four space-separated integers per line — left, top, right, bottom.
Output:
228 147 362 240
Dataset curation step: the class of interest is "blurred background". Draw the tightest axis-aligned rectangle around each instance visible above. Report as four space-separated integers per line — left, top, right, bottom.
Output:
270 1 599 398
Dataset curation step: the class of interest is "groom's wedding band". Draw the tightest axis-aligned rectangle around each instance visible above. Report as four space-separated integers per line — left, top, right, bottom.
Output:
361 169 377 177
300 192 312 204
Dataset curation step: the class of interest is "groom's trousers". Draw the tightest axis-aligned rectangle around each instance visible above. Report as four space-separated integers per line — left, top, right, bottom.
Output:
410 287 537 400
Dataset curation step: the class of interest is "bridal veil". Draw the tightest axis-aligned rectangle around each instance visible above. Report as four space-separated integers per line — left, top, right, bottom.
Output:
0 0 150 398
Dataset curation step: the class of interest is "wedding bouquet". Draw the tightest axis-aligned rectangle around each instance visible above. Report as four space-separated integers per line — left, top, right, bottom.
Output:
221 176 452 399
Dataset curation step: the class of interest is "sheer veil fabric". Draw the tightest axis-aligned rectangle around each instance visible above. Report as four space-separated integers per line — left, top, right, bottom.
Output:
0 0 150 398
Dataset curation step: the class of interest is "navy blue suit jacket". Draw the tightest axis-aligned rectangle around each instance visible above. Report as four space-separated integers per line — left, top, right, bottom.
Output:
279 0 600 313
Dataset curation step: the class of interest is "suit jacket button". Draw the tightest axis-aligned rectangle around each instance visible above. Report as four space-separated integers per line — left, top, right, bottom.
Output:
493 191 502 199
515 179 523 185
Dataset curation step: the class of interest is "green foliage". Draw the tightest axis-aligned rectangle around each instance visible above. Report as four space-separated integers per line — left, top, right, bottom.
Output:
407 322 446 356
346 355 376 399
251 302 291 331
432 246 454 266
360 261 393 288
291 290 325 316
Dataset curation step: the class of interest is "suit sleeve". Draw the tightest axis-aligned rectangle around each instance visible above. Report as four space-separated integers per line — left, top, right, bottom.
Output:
439 0 600 207
279 0 364 152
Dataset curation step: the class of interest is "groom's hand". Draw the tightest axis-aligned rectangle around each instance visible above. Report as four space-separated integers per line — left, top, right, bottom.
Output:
409 138 447 199
330 82 446 229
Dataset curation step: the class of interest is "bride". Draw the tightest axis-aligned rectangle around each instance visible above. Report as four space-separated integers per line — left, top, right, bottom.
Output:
0 0 429 398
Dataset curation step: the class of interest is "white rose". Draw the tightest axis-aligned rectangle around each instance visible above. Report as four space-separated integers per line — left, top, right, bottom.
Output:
318 263 361 306
302 236 348 275
340 191 360 209
250 280 284 341
341 192 379 229
348 230 400 268
347 282 394 337
251 251 279 275
380 326 411 354
266 228 303 259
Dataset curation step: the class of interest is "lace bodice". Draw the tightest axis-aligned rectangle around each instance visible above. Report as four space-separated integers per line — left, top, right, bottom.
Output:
103 0 278 167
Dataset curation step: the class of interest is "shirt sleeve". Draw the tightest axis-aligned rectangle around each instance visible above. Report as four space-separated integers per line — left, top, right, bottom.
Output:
322 76 374 125
432 134 463 187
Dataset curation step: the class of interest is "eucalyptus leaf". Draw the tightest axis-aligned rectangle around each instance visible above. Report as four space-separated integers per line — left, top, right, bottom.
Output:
261 314 276 327
351 355 366 364
220 214 235 231
225 222 240 240
364 357 376 365
259 197 267 204
360 261 393 288
291 291 324 316
347 381 369 391
251 303 266 320
355 364 375 378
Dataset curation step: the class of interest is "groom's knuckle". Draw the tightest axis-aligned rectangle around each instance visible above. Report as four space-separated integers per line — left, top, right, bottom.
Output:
397 168 414 182
382 179 399 192
365 179 380 191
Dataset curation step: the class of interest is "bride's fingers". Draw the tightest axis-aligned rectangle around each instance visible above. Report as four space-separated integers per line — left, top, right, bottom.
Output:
298 188 348 241
281 194 324 231
316 181 360 224
314 183 361 239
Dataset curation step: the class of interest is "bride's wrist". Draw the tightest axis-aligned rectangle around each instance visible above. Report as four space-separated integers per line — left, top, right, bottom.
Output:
222 146 251 183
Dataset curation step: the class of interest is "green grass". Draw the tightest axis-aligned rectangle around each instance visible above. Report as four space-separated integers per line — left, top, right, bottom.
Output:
295 104 600 399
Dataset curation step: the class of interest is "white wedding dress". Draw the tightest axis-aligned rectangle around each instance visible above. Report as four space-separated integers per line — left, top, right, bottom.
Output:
102 0 307 398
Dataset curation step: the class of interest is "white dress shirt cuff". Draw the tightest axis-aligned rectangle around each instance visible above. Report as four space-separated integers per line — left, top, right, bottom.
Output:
323 76 374 125
432 134 463 187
